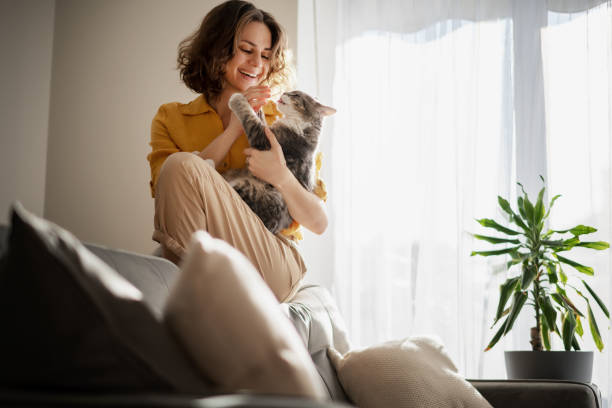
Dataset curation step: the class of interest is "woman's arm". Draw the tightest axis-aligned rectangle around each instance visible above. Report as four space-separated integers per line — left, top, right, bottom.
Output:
244 127 328 235
198 86 271 166
197 120 242 166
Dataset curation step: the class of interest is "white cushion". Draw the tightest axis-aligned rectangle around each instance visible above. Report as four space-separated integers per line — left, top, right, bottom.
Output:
328 336 492 408
163 230 327 399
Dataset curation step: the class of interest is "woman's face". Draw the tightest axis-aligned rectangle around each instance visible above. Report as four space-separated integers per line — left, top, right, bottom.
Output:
224 21 272 93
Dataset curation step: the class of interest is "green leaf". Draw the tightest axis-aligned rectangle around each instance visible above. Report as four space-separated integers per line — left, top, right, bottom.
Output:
523 194 536 225
485 291 528 351
503 290 529 336
562 311 577 351
540 296 558 333
520 262 538 290
545 194 561 218
485 316 508 351
555 225 597 236
560 292 585 317
563 237 580 247
552 237 580 252
576 315 584 337
511 212 530 231
571 225 597 236
551 292 584 317
556 254 594 275
495 277 520 322
498 196 514 217
582 280 610 318
546 264 558 284
571 284 586 299
540 315 551 350
576 241 610 250
507 252 530 269
587 303 604 352
517 197 529 224
516 193 535 226
476 218 521 236
534 186 546 225
541 239 564 247
492 307 511 325
572 335 581 351
551 293 564 307
471 246 522 257
473 234 521 245
497 196 530 231
559 266 568 284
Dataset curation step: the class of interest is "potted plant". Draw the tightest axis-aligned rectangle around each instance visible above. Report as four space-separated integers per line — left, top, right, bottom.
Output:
471 179 609 382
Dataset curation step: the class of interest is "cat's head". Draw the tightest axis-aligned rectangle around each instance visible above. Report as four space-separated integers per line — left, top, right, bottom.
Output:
276 90 336 124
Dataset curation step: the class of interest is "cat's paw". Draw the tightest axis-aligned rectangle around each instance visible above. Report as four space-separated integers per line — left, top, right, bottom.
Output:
228 93 247 113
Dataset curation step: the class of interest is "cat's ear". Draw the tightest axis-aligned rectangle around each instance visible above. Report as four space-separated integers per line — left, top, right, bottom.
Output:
317 103 336 117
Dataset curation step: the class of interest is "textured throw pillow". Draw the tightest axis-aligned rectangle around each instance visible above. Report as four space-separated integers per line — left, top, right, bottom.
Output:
0 203 209 393
163 230 328 400
328 336 492 408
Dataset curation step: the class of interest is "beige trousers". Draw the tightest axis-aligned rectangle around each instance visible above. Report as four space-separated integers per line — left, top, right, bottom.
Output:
153 152 306 302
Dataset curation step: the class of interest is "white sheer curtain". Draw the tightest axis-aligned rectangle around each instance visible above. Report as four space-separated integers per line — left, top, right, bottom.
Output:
542 1 612 400
327 0 612 396
331 0 515 380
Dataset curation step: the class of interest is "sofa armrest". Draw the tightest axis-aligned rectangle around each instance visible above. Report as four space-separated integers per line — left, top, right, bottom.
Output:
468 379 602 408
0 389 353 407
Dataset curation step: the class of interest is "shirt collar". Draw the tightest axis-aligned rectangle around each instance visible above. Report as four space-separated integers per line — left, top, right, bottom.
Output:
178 94 214 115
178 93 282 118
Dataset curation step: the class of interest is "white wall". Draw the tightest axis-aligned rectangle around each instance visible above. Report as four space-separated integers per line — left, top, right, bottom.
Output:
0 0 55 224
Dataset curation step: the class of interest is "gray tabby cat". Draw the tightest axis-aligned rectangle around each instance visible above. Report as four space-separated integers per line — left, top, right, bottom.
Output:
225 90 336 234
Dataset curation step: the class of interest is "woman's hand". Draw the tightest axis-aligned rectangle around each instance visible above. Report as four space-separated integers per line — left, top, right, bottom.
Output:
242 85 271 112
226 85 271 134
245 127 328 234
200 86 271 167
244 127 291 187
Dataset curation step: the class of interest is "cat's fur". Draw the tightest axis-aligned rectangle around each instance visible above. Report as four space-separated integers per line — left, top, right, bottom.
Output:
224 90 336 234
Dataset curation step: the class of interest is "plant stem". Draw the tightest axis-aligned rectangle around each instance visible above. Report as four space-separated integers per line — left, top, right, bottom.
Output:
531 261 543 351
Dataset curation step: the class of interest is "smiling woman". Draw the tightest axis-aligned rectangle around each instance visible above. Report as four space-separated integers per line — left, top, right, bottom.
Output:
146 0 328 303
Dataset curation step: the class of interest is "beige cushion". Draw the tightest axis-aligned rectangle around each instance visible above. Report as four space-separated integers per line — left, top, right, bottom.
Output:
163 230 327 400
328 336 492 408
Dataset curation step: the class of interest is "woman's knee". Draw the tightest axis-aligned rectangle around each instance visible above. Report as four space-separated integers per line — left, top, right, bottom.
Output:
159 152 199 179
158 152 215 187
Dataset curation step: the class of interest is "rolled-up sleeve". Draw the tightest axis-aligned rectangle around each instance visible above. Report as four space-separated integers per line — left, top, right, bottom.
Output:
147 105 179 197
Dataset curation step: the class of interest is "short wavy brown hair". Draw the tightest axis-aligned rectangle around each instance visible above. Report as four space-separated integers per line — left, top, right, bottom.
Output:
177 0 292 102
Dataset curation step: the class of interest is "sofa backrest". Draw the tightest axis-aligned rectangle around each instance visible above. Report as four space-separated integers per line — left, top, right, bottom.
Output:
85 243 180 319
0 225 179 319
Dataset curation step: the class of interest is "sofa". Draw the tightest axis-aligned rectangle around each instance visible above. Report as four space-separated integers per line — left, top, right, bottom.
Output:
0 208 603 408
